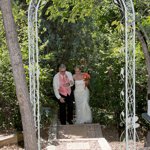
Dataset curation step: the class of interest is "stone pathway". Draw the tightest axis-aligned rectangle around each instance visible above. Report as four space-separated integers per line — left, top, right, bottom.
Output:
45 123 111 150
57 123 103 139
46 138 110 150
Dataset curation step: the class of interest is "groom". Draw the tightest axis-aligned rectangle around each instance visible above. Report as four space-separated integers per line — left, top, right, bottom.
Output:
53 64 74 125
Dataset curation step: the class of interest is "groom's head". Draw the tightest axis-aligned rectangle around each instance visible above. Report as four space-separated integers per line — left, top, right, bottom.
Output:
59 64 66 75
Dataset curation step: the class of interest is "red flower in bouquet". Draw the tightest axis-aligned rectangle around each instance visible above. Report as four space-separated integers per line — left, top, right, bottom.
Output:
82 72 90 88
82 72 90 81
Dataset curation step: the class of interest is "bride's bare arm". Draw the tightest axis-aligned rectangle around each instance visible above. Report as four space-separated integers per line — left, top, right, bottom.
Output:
84 80 89 87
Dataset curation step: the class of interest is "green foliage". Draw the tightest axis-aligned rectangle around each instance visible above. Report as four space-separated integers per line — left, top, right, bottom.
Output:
45 0 94 23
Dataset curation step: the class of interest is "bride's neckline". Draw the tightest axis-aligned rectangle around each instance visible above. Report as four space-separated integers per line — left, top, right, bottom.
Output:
75 79 83 81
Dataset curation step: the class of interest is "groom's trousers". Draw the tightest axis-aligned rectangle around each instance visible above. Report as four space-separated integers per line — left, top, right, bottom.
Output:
58 93 73 125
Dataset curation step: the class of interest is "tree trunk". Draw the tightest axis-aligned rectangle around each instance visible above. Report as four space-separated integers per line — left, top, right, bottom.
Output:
0 0 38 149
137 30 150 147
136 30 150 95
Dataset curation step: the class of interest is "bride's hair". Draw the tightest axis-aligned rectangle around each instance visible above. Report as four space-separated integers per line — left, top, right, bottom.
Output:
74 65 81 70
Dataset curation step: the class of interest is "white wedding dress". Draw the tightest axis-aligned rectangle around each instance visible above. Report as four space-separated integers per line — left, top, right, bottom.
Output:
74 80 92 124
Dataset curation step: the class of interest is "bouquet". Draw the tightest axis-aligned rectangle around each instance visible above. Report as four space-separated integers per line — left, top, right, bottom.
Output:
82 73 90 88
82 72 90 81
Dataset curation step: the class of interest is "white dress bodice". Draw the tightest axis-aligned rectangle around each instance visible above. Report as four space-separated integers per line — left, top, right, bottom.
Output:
74 80 86 91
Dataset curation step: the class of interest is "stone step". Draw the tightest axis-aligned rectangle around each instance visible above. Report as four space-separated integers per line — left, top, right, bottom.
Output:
46 138 111 150
57 123 103 139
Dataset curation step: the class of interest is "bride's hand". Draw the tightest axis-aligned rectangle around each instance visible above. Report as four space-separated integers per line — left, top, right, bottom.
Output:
69 80 74 86
63 83 70 87
64 80 74 87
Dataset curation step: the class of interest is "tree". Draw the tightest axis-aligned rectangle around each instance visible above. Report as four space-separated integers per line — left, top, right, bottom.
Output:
136 30 150 95
136 2 150 145
0 0 38 149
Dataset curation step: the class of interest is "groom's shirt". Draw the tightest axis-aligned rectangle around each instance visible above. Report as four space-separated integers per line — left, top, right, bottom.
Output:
53 71 74 99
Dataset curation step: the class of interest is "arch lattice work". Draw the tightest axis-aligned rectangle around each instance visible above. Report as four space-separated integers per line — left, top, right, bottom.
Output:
119 0 139 150
28 0 137 149
28 0 41 149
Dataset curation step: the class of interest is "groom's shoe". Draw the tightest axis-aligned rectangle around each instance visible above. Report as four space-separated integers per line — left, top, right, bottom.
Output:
67 120 73 124
60 121 66 125
61 123 66 125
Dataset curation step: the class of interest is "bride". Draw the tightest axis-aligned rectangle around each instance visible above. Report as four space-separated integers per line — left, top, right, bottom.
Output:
73 66 92 124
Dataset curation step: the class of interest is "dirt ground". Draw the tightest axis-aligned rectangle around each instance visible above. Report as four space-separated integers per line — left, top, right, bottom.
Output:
101 125 145 150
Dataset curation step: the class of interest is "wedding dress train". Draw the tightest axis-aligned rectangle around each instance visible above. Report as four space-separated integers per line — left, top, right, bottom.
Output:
74 80 92 124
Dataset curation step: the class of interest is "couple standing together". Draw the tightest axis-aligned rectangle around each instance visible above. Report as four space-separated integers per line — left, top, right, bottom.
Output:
53 64 92 125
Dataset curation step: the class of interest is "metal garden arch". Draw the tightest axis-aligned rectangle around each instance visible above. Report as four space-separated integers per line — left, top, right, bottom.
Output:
28 0 137 149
